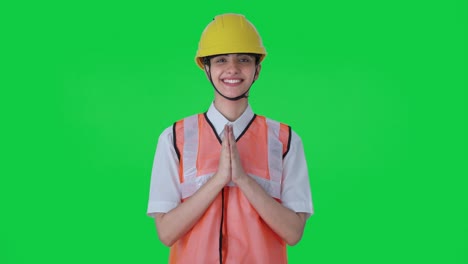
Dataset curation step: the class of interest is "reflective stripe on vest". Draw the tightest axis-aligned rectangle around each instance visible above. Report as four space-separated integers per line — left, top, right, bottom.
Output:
180 114 199 198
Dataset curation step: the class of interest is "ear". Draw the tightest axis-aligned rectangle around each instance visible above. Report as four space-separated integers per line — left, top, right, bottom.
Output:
254 64 262 80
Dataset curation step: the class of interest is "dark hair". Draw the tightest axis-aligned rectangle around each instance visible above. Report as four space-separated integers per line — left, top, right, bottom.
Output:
203 54 261 67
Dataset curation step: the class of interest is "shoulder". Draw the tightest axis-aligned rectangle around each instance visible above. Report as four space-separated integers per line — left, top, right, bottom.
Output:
257 115 289 127
257 115 295 157
161 114 203 160
157 113 198 143
156 126 174 147
260 115 307 154
173 113 203 128
261 116 303 140
258 115 290 129
290 129 303 143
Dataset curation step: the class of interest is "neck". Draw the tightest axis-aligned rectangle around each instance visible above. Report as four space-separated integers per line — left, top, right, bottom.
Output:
213 97 248 122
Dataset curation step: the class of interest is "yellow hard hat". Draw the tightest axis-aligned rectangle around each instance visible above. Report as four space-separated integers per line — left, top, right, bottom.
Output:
195 13 267 69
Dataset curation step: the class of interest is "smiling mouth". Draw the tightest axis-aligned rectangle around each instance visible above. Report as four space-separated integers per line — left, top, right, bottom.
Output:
222 79 242 84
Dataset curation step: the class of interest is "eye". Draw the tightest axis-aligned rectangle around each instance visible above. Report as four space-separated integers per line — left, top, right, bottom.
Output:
239 57 252 63
213 57 227 63
238 55 255 63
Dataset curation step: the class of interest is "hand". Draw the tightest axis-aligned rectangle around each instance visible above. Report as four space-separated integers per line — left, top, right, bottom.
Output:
214 124 232 186
228 125 248 185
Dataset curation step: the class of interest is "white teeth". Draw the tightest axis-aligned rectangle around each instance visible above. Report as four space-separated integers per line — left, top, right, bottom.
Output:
223 79 241 84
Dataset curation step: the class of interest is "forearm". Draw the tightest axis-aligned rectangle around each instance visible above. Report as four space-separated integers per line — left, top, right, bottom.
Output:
236 176 306 245
155 175 225 246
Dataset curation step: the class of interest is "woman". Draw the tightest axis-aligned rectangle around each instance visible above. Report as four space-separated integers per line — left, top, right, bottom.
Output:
147 13 314 264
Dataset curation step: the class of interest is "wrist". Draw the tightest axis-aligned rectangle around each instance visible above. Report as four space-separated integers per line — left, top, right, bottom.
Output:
234 173 251 189
211 173 229 188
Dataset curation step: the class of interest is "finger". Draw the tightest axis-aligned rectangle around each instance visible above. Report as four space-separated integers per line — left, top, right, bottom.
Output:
224 125 229 143
229 125 235 142
229 127 239 157
227 125 234 149
222 124 229 147
221 125 231 162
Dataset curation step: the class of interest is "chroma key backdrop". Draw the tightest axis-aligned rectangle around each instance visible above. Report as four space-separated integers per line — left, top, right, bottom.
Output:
1 0 466 263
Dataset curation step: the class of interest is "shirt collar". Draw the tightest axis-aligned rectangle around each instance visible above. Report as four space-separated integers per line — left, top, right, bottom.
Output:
206 102 255 139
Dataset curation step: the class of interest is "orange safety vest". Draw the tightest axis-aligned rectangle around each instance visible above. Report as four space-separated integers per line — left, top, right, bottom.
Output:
171 113 291 264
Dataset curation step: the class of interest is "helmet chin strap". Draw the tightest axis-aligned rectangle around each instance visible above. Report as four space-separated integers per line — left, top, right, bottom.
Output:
204 64 258 101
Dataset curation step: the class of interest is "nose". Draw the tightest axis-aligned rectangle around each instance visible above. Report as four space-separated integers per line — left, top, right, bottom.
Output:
225 60 240 74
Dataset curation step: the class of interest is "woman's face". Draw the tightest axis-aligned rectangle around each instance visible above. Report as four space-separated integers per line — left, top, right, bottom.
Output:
207 53 261 99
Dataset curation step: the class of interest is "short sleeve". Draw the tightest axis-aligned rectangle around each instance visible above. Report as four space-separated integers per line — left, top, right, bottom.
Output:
281 130 314 218
146 126 182 217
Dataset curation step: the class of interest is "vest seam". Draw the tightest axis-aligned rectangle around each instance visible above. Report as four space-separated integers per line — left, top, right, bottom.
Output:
236 114 257 142
282 125 292 159
173 122 180 161
203 112 222 144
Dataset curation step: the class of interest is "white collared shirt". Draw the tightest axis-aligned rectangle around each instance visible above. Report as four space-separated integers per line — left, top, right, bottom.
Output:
205 102 255 140
147 103 314 217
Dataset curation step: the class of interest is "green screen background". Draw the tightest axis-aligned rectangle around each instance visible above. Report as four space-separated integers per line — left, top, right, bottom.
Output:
1 0 467 263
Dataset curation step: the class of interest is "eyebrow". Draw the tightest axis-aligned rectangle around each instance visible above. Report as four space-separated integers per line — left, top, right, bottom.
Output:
213 53 255 57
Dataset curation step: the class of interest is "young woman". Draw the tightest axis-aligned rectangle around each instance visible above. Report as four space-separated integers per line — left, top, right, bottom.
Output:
147 13 314 263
